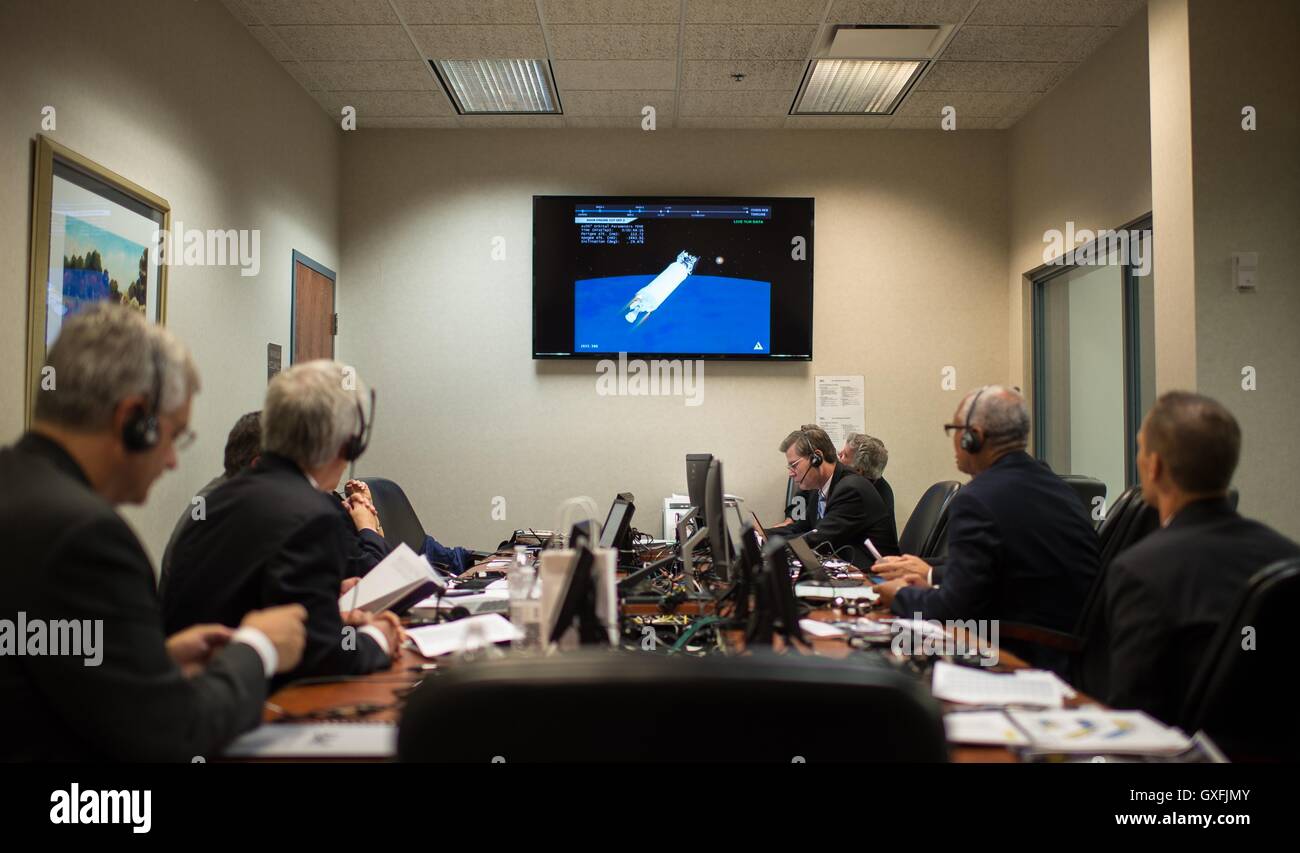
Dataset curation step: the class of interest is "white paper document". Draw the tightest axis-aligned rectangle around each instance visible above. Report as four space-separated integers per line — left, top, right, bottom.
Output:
338 543 440 613
794 583 879 601
223 723 397 759
405 613 522 658
814 375 865 448
944 711 1031 746
930 661 1069 708
1006 710 1192 755
798 619 847 638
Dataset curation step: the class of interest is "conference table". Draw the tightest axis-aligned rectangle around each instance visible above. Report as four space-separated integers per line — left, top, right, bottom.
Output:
261 560 1095 762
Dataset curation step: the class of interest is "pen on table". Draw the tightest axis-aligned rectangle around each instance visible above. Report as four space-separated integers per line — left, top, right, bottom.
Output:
864 538 883 562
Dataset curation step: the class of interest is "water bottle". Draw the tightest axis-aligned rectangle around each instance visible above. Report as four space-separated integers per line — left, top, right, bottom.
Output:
508 546 542 653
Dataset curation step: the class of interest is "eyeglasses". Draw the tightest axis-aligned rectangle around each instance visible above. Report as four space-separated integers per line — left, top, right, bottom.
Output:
786 457 808 473
173 427 197 451
942 424 967 436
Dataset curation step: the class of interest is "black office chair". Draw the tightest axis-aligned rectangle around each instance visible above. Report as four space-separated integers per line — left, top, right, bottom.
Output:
398 650 948 762
1059 474 1106 524
898 481 961 559
999 484 1159 695
1179 557 1300 761
360 477 427 553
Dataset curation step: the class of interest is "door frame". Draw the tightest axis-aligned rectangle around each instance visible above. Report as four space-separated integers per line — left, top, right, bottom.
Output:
1028 213 1153 490
290 250 336 365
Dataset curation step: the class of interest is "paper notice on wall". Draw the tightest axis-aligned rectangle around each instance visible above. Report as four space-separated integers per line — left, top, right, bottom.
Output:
814 375 865 448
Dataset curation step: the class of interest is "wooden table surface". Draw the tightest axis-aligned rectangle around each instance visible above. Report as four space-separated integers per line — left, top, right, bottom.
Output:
263 566 1096 762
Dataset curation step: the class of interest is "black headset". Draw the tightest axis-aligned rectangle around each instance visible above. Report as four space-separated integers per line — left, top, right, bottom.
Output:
342 388 376 462
122 344 164 453
797 427 825 486
960 388 986 454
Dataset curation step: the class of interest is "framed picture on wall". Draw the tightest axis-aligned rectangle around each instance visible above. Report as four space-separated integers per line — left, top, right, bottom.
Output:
25 134 170 423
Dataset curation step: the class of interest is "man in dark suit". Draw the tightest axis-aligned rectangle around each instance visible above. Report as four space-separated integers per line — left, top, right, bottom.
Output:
1105 392 1299 724
163 360 402 686
159 410 262 595
873 386 1099 670
0 305 306 761
768 424 898 567
840 432 898 546
160 411 391 594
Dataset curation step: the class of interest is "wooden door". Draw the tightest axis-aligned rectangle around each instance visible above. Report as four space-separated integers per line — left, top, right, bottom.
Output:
292 252 335 363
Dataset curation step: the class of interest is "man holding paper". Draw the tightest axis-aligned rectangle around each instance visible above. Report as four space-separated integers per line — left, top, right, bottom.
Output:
164 361 402 685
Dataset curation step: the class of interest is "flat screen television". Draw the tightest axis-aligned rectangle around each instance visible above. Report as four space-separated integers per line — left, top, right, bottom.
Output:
533 196 814 360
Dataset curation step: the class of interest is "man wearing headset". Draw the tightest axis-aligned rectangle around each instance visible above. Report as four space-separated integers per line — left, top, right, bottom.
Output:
769 423 899 568
0 305 306 760
163 360 403 686
873 386 1099 671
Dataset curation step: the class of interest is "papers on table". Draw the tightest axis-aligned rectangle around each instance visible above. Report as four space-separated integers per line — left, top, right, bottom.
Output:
408 582 511 617
798 619 847 638
944 711 1032 746
945 708 1191 754
339 543 441 614
223 723 396 758
794 584 878 601
1007 710 1192 755
931 661 1075 708
405 613 522 658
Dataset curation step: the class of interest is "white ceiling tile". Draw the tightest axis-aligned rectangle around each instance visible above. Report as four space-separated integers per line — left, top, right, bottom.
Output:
941 25 1115 62
561 90 675 116
916 60 1076 93
890 114 1001 129
540 0 682 24
563 116 674 128
784 115 895 128
314 90 455 116
828 0 978 25
282 60 323 91
678 116 787 128
410 24 548 58
239 0 397 25
273 25 418 60
548 25 680 59
683 25 819 60
678 90 794 116
904 89 1034 116
303 60 436 90
897 90 1032 117
552 59 678 90
357 117 463 128
457 115 566 127
682 59 807 90
968 0 1147 27
685 0 827 24
393 0 539 25
247 26 293 61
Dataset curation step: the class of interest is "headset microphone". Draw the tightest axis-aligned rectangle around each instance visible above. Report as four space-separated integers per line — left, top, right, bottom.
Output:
960 388 987 454
122 344 164 453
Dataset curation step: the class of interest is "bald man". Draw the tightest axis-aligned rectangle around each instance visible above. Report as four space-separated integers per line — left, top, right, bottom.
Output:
873 385 1099 671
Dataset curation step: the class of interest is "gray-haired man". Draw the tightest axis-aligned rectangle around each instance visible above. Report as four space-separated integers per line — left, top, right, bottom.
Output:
163 360 402 686
0 304 306 760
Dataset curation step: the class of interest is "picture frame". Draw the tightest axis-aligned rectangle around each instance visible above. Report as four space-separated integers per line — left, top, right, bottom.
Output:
25 134 171 424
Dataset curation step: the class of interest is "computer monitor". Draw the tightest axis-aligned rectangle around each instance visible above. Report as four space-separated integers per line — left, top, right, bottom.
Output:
762 536 806 646
686 453 713 523
705 457 733 580
598 496 634 550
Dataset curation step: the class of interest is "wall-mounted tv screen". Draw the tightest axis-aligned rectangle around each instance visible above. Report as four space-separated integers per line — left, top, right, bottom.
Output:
533 196 813 360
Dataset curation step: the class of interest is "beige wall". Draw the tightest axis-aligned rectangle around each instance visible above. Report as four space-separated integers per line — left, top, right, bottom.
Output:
1008 13 1153 396
1186 0 1300 538
338 129 1009 549
0 0 341 566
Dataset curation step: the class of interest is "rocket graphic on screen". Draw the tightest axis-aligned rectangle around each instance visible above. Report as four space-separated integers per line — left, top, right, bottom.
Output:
621 250 699 327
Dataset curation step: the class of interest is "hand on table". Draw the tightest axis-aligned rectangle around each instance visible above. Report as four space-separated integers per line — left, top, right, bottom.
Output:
165 624 233 676
872 554 932 583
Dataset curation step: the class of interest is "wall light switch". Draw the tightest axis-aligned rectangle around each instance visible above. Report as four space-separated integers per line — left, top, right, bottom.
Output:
1232 252 1258 291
